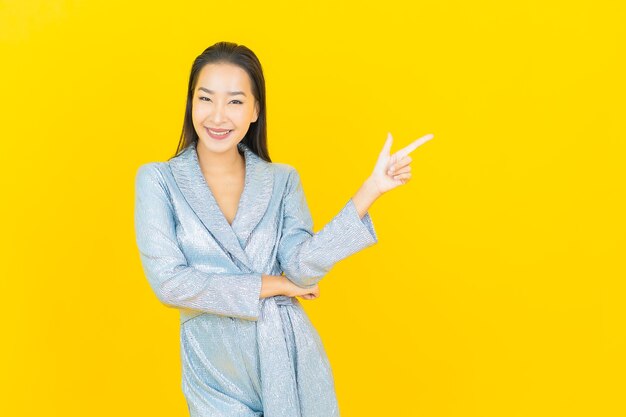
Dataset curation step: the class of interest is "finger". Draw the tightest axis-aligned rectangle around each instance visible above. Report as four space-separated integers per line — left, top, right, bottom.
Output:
388 151 403 168
396 133 434 159
388 155 412 174
388 165 411 176
379 132 393 158
392 173 411 182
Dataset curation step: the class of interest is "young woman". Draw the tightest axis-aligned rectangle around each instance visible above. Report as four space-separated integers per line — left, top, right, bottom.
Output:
134 41 433 417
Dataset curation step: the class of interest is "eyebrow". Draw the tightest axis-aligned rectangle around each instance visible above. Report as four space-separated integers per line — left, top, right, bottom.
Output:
197 87 247 96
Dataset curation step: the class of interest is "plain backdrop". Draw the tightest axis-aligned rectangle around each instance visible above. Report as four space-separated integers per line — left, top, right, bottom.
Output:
1 1 624 416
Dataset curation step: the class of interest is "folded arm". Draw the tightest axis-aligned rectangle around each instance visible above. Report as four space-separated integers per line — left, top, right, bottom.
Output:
134 164 263 321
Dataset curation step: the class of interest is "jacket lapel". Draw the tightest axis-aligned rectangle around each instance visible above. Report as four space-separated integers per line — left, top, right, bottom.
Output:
231 142 275 247
168 141 274 271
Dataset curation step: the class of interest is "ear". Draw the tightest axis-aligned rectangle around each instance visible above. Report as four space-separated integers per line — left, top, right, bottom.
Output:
252 101 260 123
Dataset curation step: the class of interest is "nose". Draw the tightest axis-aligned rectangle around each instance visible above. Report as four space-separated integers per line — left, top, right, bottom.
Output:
209 101 226 124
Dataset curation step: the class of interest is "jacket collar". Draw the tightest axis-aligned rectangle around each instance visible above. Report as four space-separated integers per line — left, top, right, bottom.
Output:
168 141 274 270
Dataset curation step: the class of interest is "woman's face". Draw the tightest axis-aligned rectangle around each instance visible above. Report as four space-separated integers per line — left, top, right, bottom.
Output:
192 62 259 154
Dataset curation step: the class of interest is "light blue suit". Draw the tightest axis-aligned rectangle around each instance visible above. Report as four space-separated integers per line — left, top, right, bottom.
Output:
134 141 378 417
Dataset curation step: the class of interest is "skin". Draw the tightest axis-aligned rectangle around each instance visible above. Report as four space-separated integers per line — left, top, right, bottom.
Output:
192 62 434 302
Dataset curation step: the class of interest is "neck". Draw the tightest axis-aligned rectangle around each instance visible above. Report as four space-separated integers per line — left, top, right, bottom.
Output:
196 142 244 176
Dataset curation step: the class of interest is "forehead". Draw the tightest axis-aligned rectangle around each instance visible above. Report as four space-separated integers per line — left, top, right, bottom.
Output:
196 63 252 92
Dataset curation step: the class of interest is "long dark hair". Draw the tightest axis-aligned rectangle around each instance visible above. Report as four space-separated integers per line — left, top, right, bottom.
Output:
170 41 271 162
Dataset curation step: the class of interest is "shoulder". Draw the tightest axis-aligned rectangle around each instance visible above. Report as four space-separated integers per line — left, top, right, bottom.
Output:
135 162 171 192
267 162 305 199
136 161 169 180
269 161 297 178
268 162 302 187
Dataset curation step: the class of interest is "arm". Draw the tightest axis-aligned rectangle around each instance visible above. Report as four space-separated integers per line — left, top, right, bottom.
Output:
351 177 382 219
276 168 379 288
276 131 433 289
260 274 289 298
134 164 263 321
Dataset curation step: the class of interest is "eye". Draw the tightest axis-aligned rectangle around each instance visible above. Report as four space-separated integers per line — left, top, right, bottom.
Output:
199 96 210 102
231 100 243 104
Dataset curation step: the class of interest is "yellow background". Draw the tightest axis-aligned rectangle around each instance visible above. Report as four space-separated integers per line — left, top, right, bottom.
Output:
1 1 624 416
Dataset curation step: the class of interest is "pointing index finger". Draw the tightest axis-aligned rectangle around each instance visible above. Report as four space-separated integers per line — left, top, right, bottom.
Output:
395 133 434 159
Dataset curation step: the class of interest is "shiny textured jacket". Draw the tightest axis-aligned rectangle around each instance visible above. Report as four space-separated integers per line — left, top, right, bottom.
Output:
134 141 378 417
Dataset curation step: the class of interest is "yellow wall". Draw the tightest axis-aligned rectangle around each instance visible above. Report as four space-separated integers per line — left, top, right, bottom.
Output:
1 1 624 416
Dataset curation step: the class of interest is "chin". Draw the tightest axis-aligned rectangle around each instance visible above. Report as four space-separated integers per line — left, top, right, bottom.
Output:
197 136 238 152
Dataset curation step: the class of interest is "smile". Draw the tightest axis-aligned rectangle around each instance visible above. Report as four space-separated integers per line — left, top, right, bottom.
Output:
205 127 233 140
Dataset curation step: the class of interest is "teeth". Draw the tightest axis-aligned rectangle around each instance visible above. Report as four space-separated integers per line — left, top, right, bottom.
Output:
208 128 231 136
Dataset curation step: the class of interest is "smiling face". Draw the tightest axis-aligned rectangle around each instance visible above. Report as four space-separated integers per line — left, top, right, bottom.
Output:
192 62 259 154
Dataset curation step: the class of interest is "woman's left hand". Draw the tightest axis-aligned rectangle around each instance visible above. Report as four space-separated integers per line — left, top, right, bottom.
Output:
369 132 434 195
298 287 320 300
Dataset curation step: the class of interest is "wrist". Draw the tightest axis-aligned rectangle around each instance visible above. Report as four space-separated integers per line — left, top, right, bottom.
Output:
261 274 287 298
280 276 296 297
352 177 381 219
364 176 383 199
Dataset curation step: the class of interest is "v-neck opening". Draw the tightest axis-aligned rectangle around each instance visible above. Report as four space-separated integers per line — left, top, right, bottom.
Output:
227 145 247 228
194 142 249 231
168 140 273 269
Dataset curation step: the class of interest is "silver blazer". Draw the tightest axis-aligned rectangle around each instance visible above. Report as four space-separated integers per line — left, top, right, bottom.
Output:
134 141 378 417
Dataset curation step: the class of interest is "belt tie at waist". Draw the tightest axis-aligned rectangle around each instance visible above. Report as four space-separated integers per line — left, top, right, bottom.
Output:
273 295 296 306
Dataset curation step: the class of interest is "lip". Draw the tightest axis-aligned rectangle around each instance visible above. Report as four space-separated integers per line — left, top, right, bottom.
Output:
205 127 233 140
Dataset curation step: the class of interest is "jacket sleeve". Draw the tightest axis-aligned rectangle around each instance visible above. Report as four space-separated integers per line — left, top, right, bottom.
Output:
276 168 378 288
134 164 263 321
